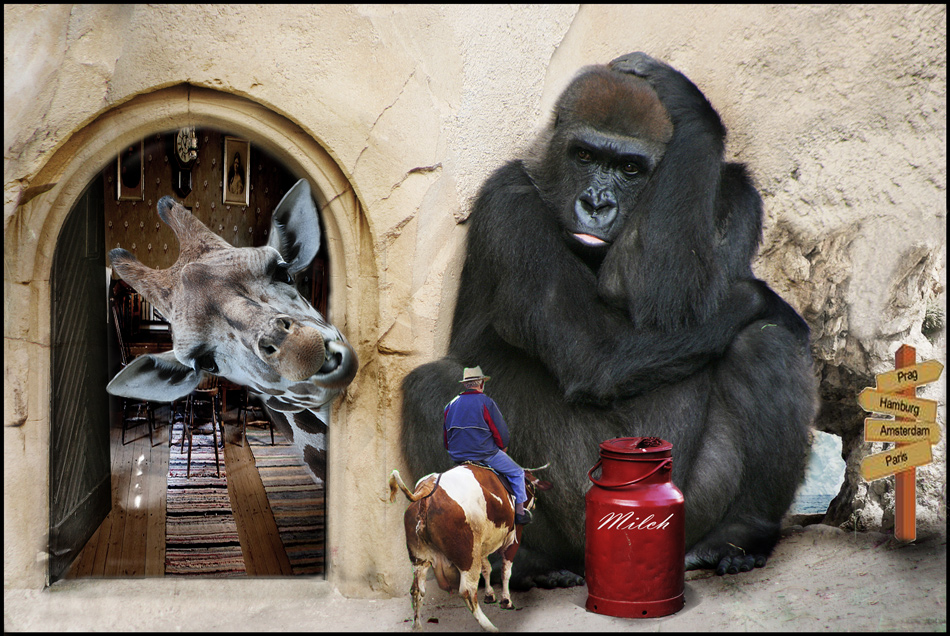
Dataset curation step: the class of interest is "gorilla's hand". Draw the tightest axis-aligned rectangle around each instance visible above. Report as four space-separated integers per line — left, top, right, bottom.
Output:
608 51 661 78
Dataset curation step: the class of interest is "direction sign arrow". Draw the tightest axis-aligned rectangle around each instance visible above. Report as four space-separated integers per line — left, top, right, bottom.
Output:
856 388 937 421
875 359 944 393
861 440 933 482
864 418 941 444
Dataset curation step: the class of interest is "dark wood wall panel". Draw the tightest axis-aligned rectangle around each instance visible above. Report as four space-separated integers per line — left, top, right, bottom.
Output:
104 129 299 270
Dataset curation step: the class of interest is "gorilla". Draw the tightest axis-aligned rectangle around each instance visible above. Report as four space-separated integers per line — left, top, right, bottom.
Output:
401 52 817 583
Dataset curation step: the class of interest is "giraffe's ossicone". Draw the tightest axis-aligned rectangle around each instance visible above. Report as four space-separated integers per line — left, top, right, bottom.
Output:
106 179 358 415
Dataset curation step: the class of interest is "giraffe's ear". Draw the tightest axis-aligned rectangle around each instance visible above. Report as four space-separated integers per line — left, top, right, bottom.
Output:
267 179 320 275
109 248 173 317
106 350 201 402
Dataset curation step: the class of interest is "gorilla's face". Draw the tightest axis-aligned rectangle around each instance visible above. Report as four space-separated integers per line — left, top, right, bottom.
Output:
557 125 661 250
526 67 673 265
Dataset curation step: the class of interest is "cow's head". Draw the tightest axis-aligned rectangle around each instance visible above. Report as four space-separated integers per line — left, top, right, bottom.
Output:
523 468 553 513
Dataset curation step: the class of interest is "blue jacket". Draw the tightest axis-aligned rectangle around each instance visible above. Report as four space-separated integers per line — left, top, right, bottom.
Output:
443 390 510 462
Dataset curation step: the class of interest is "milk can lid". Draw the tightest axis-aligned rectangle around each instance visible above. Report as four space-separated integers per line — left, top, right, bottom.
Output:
599 436 672 456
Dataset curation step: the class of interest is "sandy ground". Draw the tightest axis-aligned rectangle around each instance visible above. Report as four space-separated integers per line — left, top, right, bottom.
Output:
4 523 946 631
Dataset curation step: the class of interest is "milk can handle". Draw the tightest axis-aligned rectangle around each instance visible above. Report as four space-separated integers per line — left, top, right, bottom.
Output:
588 458 673 489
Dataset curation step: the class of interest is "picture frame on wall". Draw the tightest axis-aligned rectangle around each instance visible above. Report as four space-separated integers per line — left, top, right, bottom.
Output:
117 140 145 201
223 136 251 206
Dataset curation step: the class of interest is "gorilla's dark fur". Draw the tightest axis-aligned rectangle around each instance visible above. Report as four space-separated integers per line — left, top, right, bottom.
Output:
401 53 817 583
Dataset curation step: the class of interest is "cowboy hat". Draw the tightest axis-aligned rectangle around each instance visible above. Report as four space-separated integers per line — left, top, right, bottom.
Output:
460 366 490 382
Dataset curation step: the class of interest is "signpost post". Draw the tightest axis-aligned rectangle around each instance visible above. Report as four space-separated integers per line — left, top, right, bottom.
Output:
857 345 943 542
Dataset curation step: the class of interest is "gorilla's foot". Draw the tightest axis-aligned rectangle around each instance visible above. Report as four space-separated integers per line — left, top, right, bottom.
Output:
511 568 585 591
685 543 768 575
501 548 585 590
685 520 780 575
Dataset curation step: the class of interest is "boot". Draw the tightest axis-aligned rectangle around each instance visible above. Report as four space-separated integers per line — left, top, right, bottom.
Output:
515 502 532 525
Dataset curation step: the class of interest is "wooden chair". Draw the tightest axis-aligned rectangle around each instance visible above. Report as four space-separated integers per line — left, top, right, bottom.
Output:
180 375 226 478
238 387 274 446
217 378 243 417
168 397 186 447
111 297 158 446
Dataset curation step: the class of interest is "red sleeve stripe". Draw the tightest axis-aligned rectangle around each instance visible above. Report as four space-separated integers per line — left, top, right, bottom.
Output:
484 404 505 448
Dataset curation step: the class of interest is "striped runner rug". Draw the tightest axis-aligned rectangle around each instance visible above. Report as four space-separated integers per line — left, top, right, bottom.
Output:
246 427 325 575
165 419 247 577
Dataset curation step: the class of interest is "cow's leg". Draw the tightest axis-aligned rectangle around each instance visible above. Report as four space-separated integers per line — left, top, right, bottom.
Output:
499 534 520 610
480 557 497 604
461 568 498 632
410 560 430 630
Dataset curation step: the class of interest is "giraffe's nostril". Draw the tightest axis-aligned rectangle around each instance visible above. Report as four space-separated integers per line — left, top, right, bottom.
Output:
262 344 278 357
278 317 292 331
319 351 342 374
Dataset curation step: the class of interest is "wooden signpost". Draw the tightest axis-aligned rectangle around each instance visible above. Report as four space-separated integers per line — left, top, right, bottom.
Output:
857 345 943 542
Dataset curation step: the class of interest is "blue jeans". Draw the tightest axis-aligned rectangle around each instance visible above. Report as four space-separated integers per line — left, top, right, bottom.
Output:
483 450 527 505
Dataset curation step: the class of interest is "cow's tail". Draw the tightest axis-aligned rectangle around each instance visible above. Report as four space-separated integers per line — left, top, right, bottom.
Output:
388 469 439 502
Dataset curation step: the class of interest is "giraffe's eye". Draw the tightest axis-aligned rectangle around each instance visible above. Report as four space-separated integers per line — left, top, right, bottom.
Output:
196 353 218 374
273 263 294 285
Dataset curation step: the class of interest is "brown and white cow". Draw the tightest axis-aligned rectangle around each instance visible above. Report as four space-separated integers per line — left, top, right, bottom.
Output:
389 463 551 632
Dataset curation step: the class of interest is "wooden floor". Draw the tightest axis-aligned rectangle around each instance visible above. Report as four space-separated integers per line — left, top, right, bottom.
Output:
66 408 294 578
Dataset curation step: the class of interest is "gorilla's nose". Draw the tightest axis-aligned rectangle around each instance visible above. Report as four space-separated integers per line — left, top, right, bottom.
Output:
576 188 618 229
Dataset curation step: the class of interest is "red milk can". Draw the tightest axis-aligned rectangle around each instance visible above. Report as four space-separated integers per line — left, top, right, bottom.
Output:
585 437 685 618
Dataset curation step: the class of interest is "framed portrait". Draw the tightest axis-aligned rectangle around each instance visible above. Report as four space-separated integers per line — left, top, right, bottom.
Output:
223 136 251 206
117 140 145 201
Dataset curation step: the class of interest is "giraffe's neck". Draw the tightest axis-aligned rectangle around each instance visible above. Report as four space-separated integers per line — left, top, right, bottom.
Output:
259 403 330 484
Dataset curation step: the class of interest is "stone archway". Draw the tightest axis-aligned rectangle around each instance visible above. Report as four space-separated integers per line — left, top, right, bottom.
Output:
5 84 376 589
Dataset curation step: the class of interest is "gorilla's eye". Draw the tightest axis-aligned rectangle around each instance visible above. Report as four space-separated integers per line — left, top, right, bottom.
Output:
575 148 593 164
621 161 641 176
273 263 294 285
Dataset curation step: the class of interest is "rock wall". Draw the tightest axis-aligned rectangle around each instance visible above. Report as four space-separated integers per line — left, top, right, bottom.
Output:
4 4 946 594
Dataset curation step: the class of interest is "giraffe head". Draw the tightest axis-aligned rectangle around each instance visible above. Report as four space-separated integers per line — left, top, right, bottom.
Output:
106 179 358 412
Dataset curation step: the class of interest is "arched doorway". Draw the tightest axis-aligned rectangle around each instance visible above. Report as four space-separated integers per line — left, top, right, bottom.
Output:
35 86 367 584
